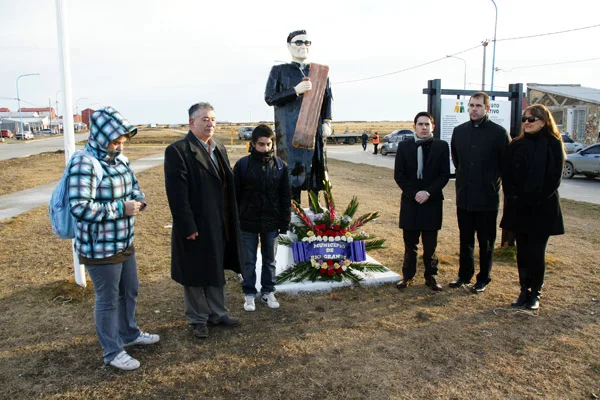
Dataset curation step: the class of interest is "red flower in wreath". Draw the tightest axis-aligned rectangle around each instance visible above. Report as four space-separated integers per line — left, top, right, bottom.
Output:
326 259 334 267
327 269 335 276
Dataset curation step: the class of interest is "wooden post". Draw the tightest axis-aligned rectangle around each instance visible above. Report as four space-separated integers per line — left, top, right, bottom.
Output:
292 63 329 149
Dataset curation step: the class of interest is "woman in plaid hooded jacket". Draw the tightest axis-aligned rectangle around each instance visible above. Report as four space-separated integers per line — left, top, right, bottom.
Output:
68 106 159 370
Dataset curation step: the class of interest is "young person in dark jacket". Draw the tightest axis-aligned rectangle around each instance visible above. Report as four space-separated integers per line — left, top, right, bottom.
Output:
449 92 509 293
394 112 450 291
234 125 291 311
500 104 565 310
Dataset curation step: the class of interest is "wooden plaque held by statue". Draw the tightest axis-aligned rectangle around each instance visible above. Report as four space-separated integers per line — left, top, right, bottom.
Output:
292 63 329 149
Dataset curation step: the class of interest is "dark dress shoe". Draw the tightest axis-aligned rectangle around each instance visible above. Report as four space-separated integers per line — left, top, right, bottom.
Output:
192 323 208 339
511 289 530 307
471 282 488 294
208 315 241 327
527 294 540 310
425 277 443 292
449 277 470 288
395 278 413 289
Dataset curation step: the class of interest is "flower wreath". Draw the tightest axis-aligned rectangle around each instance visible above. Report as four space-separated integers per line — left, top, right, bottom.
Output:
276 180 386 284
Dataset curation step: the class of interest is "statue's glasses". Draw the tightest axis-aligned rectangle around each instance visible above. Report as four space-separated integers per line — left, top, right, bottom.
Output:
291 40 312 47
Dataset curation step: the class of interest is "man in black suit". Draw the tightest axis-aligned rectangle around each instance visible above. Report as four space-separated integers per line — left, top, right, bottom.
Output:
394 112 450 291
449 92 509 294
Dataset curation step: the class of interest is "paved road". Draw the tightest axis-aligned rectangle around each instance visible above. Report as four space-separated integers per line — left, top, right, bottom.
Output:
0 141 597 221
326 144 600 205
0 133 89 161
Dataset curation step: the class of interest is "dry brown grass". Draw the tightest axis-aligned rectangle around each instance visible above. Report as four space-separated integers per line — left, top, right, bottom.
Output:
0 134 599 399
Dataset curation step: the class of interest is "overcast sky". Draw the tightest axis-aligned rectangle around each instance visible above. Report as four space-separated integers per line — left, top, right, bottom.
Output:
1 0 599 124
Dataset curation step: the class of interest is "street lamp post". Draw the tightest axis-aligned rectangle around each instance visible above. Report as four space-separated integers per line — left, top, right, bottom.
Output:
16 73 40 134
490 0 498 91
75 97 88 117
74 97 88 131
446 55 467 90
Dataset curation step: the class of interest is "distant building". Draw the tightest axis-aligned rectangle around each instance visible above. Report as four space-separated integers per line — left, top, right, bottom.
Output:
527 84 600 145
0 107 10 112
81 108 95 127
19 107 57 120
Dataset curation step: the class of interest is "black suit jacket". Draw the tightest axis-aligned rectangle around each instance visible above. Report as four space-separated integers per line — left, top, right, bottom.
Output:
164 132 242 287
394 138 450 231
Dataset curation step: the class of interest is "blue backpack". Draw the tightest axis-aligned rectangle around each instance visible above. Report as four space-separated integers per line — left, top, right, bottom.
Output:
49 150 103 239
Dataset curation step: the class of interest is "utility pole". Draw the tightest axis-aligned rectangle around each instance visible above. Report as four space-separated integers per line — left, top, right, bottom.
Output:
481 40 489 91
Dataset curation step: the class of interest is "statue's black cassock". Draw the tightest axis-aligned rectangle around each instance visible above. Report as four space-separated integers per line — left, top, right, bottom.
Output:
265 62 333 192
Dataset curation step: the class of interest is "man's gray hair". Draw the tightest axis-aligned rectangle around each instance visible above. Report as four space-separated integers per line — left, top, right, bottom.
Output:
188 102 214 120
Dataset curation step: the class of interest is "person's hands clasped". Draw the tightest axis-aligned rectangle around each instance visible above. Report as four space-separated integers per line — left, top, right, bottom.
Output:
124 200 143 216
294 79 312 95
186 232 199 240
414 191 430 204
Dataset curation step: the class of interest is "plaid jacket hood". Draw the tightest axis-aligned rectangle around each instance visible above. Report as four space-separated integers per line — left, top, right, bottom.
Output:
85 106 137 161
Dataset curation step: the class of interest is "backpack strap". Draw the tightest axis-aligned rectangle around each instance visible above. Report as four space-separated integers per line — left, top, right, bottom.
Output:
78 150 104 188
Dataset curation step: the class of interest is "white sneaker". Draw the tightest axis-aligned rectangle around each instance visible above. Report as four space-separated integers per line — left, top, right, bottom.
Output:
124 331 160 347
244 295 256 312
260 292 280 309
109 351 140 371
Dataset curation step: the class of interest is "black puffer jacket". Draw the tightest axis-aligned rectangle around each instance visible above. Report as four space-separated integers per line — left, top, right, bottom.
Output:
233 149 291 233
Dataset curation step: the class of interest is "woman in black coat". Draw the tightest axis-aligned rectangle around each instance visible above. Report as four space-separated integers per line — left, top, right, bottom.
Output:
500 104 565 310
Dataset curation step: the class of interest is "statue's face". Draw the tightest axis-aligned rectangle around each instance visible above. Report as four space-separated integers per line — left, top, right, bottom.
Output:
287 34 310 62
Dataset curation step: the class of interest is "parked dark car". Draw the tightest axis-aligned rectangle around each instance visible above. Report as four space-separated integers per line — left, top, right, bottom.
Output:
380 130 414 156
563 143 600 179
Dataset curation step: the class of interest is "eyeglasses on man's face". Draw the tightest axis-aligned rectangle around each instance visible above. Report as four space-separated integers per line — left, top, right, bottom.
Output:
522 116 541 123
291 40 311 47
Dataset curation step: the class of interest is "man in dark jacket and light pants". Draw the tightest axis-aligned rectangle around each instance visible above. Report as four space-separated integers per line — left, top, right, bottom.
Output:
449 92 509 293
164 102 242 339
394 112 450 291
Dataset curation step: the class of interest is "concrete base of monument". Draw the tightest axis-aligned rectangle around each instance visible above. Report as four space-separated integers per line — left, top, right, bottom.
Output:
249 243 401 294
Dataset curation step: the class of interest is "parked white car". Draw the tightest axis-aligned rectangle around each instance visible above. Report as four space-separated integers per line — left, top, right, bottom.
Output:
15 131 34 140
563 143 600 179
561 134 585 154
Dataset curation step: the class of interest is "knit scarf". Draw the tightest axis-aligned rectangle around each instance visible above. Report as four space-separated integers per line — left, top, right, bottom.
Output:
414 133 434 179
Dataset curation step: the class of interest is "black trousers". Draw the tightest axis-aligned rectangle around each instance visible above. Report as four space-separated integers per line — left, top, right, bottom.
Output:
373 144 378 154
515 232 549 293
456 207 498 284
402 229 439 280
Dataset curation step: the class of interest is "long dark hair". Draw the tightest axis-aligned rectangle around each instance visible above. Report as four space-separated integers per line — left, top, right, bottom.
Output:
515 104 566 157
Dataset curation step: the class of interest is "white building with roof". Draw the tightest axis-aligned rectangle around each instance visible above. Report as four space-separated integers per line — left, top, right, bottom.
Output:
527 84 600 145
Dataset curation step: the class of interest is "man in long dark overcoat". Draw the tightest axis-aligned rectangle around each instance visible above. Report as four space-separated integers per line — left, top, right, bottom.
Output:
164 102 242 339
394 112 450 292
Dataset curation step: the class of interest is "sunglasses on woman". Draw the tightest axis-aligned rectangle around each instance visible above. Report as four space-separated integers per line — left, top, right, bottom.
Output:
521 116 541 123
